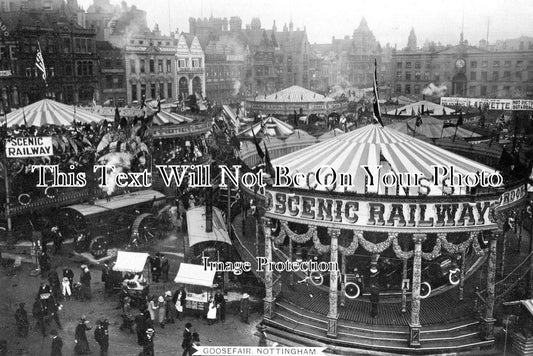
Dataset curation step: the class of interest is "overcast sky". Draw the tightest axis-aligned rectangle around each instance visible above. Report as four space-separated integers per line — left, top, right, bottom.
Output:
79 0 533 47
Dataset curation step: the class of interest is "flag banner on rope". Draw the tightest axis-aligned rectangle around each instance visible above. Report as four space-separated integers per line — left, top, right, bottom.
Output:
35 43 47 82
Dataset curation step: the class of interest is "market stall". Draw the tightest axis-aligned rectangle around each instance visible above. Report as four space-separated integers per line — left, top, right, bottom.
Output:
174 263 217 313
113 251 150 306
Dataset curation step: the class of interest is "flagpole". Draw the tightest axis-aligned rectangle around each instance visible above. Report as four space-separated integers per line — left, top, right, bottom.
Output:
2 111 13 242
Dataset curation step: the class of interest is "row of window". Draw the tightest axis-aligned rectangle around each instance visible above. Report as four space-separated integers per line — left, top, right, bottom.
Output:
129 39 173 46
396 59 533 70
131 83 172 101
396 84 521 97
104 75 124 89
130 59 172 74
396 70 533 82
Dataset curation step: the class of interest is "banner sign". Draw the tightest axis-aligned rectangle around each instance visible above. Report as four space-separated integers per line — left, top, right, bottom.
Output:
265 190 500 230
440 97 533 111
497 184 527 209
193 347 327 356
6 137 53 157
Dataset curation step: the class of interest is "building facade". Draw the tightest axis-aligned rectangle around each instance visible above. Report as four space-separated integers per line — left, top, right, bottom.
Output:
96 40 125 106
391 41 533 99
0 8 99 106
176 33 206 99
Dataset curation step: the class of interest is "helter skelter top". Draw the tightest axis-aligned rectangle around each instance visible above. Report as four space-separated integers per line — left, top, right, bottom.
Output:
271 124 501 197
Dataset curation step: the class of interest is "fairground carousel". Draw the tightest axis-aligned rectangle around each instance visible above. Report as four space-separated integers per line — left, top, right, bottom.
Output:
239 123 529 354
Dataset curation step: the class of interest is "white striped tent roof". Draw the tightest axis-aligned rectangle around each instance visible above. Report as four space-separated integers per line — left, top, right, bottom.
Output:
386 100 456 116
318 128 347 141
239 116 294 138
4 99 107 126
151 111 194 125
254 85 334 103
387 116 481 139
272 124 497 196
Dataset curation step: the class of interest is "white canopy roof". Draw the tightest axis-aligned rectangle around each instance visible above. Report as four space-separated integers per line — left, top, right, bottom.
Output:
186 206 232 247
386 100 456 116
113 251 150 273
174 263 216 287
254 85 333 103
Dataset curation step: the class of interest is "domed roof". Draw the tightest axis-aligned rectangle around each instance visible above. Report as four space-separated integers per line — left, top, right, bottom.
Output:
272 124 497 196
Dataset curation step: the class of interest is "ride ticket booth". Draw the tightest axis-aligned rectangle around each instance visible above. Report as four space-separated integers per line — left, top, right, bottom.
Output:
112 251 150 307
174 263 217 314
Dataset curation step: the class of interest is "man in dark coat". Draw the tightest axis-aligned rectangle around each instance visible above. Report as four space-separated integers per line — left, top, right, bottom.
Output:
150 253 161 283
240 293 250 324
214 290 226 323
160 255 169 282
80 266 92 300
140 328 155 356
15 302 29 337
45 293 62 330
48 269 61 300
94 318 109 356
370 285 380 318
74 317 91 354
32 298 46 336
50 329 63 356
39 250 51 275
181 323 192 356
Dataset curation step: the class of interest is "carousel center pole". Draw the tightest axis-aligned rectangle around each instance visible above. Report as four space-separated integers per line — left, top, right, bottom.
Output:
409 233 426 347
262 217 275 319
482 230 498 340
326 228 340 338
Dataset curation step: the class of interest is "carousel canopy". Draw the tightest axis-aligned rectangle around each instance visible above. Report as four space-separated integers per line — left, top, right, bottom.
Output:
186 206 232 247
151 111 194 125
254 85 334 103
113 251 150 273
239 116 294 138
386 100 456 117
174 263 216 288
318 128 347 141
4 99 108 126
272 124 498 196
387 116 481 139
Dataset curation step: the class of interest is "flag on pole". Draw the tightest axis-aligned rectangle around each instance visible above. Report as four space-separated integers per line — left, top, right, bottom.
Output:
252 127 264 160
372 59 384 127
264 143 274 176
35 42 47 84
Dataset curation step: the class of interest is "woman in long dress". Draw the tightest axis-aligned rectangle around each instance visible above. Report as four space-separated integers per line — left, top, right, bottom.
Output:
147 296 158 322
206 299 217 325
157 296 166 328
74 317 91 354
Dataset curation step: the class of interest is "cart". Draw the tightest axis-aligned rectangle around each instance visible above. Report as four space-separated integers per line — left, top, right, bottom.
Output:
174 263 218 315
112 251 151 307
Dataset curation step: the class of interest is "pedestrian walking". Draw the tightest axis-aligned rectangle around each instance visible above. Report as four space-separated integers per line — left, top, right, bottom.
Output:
214 290 226 323
94 318 109 356
50 329 63 356
39 250 51 275
164 291 174 324
157 296 166 328
45 293 63 330
146 296 158 323
190 332 200 356
240 293 250 324
206 299 217 325
61 277 72 300
160 255 169 282
14 302 29 337
149 254 161 283
139 328 155 356
80 266 92 301
74 316 91 355
181 323 192 356
120 297 135 333
51 227 63 255
370 285 380 318
173 288 186 321
48 269 61 301
135 311 147 346
32 297 46 337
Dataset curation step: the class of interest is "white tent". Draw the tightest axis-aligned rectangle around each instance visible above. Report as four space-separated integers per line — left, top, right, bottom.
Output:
113 251 150 273
186 206 232 247
174 263 216 288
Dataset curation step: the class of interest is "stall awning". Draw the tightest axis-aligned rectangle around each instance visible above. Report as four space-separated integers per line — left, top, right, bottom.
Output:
113 251 149 273
64 190 165 217
186 206 232 247
174 263 216 288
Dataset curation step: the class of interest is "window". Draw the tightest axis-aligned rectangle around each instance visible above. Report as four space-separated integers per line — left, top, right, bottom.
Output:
117 76 123 88
150 84 156 99
468 86 476 96
504 60 511 67
481 71 488 80
106 75 113 88
158 60 163 72
503 71 511 80
516 71 523 80
149 59 154 73
396 62 402 69
434 74 440 81
516 60 523 68
470 72 477 80
140 59 145 73
503 86 510 96
159 83 164 98
130 59 136 73
470 61 477 68
131 84 137 101
405 72 411 80
414 84 420 94
405 84 411 94
65 63 72 76
414 72 421 80
493 61 500 68
405 62 412 69
167 83 172 98
395 84 401 93
396 71 402 80
76 61 93 76
140 84 146 99
415 62 421 69
139 41 144 45
492 71 499 81
166 60 171 72
482 60 488 68
116 59 123 67
178 59 186 68
62 38 71 53
25 67 31 77
480 85 487 96
529 71 533 80
424 72 430 80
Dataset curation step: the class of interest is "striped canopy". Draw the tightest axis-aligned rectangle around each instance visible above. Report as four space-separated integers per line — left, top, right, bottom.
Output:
4 99 107 126
151 111 194 125
387 116 481 139
239 116 294 138
272 124 497 196
318 128 347 141
386 100 456 116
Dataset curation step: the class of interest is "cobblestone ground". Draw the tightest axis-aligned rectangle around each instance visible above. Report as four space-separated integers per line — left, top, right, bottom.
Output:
1 241 264 355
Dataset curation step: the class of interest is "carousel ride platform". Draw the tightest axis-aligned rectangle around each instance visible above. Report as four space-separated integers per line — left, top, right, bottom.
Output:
231 214 495 355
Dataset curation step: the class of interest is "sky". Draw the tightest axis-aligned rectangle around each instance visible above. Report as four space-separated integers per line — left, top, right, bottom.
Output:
78 0 533 47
